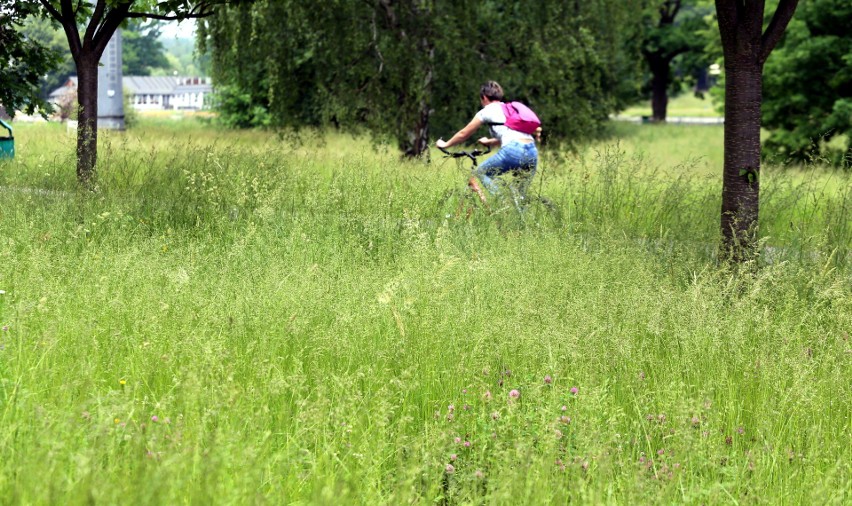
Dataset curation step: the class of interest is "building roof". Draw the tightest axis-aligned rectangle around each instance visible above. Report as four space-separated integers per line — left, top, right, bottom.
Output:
49 77 78 98
175 84 211 93
50 76 212 98
124 76 181 95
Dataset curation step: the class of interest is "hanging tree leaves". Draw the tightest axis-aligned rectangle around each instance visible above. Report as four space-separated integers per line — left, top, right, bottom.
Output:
0 3 62 117
198 0 644 156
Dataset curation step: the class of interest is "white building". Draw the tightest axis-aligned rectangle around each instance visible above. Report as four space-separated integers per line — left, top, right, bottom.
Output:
171 77 211 110
49 76 213 112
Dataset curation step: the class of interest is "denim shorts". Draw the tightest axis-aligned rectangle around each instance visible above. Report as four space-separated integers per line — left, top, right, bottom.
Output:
474 141 538 197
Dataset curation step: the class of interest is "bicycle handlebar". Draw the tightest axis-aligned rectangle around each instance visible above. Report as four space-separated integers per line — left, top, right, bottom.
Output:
438 145 491 163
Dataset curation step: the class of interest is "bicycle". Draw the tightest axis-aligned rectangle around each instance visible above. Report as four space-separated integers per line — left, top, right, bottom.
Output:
436 145 562 226
436 145 493 220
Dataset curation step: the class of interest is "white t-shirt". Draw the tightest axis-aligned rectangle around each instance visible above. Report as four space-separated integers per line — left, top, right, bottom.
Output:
475 102 535 145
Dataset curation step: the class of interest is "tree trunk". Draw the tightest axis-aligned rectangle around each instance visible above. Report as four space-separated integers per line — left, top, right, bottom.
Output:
76 55 99 185
403 36 433 158
399 1 433 159
649 56 670 122
720 58 763 260
715 0 799 263
404 101 432 158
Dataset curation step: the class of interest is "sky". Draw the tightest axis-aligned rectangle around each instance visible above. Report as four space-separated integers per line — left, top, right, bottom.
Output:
159 19 196 39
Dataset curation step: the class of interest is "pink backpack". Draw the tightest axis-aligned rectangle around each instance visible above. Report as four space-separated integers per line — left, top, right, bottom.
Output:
499 101 541 135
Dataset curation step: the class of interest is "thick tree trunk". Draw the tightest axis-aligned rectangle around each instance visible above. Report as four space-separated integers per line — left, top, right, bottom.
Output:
643 1 683 123
76 56 99 185
715 0 799 263
404 102 432 158
720 59 763 261
649 57 670 122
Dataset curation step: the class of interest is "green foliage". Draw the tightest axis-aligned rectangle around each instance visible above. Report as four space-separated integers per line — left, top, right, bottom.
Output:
763 0 852 167
122 88 139 128
21 17 76 101
122 20 170 76
627 0 717 121
0 2 62 116
640 2 703 57
210 85 272 128
198 0 644 152
158 36 209 77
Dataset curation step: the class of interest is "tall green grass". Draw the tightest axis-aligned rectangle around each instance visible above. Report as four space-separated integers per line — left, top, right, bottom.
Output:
0 119 849 504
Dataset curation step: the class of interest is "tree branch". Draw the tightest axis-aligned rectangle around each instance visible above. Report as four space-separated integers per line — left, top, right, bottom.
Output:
42 0 82 58
662 45 691 63
83 0 106 50
760 0 799 63
126 0 219 21
38 0 64 23
659 0 681 25
125 10 216 21
92 1 132 58
669 0 682 21
378 0 398 29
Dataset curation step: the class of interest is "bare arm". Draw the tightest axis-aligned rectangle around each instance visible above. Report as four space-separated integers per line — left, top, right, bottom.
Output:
477 136 500 147
436 117 483 149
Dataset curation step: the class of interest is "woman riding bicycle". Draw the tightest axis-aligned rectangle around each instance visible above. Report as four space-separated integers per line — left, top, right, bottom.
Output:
436 81 541 207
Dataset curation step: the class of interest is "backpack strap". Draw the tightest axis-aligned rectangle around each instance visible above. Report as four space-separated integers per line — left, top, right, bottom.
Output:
483 102 518 127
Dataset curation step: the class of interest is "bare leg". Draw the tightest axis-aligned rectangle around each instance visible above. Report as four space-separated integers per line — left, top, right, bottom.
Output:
468 176 488 206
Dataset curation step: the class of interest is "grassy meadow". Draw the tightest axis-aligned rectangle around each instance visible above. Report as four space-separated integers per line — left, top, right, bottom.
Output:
621 93 723 119
0 118 850 504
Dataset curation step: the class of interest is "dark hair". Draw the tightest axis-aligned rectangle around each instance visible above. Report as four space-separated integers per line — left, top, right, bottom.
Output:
480 81 504 101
